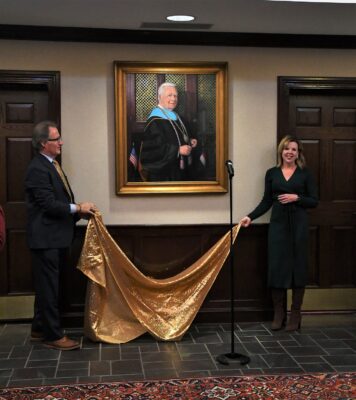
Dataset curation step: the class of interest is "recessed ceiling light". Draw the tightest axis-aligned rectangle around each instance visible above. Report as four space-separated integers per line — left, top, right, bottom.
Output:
166 15 195 22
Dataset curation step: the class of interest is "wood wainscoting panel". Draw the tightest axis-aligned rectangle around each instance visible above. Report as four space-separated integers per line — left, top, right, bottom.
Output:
60 223 271 326
2 222 355 323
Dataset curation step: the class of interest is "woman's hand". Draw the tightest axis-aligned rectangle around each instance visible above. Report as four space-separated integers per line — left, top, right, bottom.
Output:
239 216 251 227
277 194 299 204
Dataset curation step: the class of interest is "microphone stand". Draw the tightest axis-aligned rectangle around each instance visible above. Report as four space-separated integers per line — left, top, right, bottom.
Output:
216 163 250 366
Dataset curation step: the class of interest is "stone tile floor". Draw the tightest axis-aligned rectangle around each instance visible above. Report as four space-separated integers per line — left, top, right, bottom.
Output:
0 314 355 387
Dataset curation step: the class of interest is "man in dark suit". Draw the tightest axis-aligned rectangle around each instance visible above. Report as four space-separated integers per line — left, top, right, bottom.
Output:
25 121 96 350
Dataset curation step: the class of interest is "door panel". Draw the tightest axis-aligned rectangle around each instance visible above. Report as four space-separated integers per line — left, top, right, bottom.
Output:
7 138 33 203
279 78 356 293
307 226 319 287
333 140 355 200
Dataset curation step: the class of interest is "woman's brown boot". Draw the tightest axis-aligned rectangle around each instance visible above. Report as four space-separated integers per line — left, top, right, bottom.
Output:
271 288 287 330
285 288 305 331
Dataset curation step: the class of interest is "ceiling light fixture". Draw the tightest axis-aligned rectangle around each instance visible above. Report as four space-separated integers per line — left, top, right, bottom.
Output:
166 15 195 22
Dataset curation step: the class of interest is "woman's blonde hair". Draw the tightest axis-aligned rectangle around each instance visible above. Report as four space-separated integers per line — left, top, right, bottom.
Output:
277 135 306 168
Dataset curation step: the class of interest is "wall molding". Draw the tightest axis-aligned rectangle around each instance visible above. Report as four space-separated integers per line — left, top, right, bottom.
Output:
1 24 356 49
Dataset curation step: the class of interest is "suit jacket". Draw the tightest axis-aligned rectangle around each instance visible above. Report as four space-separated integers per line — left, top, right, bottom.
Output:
25 153 78 249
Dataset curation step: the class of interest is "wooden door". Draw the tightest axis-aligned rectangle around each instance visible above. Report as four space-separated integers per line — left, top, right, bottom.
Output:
0 71 60 302
278 77 356 294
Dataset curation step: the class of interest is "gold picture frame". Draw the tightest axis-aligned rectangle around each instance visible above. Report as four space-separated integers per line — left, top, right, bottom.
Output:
114 61 228 194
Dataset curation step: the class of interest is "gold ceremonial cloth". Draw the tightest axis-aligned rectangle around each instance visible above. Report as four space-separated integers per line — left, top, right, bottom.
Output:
77 213 240 344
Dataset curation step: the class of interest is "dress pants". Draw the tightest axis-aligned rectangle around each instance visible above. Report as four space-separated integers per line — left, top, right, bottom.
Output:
31 248 67 341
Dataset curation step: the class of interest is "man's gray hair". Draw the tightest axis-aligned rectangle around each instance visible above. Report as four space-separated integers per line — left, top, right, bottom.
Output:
158 82 177 98
32 120 58 152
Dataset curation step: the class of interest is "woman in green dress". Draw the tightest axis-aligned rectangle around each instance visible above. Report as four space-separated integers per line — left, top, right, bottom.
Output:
240 136 318 331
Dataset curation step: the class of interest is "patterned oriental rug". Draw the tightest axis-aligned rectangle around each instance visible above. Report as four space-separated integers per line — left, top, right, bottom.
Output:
0 372 355 400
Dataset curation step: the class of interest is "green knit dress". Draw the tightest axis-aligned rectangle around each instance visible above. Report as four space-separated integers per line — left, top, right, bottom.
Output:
248 166 318 288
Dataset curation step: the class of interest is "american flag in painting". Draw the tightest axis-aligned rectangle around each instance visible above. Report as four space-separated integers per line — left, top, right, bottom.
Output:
129 145 138 169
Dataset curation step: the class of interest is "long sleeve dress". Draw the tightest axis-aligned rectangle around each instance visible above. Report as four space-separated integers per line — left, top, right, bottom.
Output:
248 166 318 288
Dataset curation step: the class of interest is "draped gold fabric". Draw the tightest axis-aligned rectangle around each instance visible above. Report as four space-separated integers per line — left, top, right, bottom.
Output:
77 213 240 344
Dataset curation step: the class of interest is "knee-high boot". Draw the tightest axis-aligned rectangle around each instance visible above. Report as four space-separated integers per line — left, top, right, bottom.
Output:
271 288 287 330
285 288 305 331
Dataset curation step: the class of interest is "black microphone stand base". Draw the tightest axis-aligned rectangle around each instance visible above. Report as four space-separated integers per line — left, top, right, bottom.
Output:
216 352 250 366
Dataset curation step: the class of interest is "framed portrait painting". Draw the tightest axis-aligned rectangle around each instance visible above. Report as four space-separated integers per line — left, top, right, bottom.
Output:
114 61 228 194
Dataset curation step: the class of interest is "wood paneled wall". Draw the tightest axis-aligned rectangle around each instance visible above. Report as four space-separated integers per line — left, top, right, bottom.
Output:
62 224 272 325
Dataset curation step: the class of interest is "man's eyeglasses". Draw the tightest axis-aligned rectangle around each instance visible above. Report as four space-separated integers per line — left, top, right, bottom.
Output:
47 136 62 142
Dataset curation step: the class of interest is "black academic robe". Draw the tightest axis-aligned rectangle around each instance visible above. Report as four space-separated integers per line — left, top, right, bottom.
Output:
248 166 318 288
140 117 193 181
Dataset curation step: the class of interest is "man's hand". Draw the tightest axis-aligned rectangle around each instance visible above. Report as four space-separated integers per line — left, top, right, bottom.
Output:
179 145 192 156
77 202 97 219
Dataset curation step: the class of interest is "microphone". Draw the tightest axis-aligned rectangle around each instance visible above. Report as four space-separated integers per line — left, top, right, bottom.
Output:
225 160 234 177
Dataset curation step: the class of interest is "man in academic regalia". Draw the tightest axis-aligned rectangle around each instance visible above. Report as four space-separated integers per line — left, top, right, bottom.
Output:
139 82 198 181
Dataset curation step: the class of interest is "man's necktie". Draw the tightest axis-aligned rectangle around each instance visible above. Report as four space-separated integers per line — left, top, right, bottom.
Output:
52 159 74 202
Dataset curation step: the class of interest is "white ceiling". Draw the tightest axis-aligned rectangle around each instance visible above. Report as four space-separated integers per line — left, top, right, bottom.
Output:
1 0 356 36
